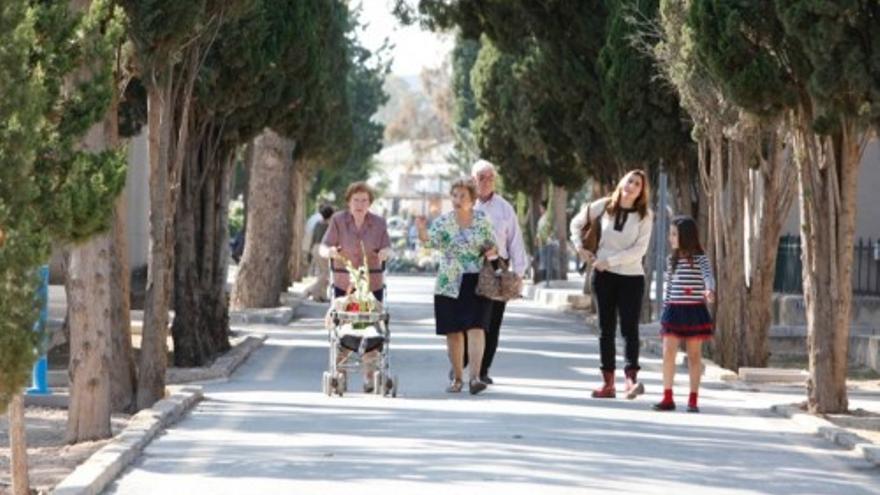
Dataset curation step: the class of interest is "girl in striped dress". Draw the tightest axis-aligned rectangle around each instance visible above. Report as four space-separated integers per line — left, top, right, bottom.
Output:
653 216 715 413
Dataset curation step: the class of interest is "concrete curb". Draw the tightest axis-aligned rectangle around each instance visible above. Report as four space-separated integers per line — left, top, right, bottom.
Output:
166 333 267 384
228 293 303 325
522 281 592 313
770 404 880 467
229 306 297 325
561 305 880 468
40 333 267 391
638 330 879 467
51 385 203 495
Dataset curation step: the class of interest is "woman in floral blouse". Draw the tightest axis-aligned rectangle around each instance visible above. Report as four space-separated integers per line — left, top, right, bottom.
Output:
417 178 497 395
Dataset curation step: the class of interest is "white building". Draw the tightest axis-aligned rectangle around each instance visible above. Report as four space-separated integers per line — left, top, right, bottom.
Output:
368 139 460 220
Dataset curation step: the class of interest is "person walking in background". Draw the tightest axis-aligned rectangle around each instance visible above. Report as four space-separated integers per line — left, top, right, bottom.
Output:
653 216 715 413
302 204 335 302
303 204 325 274
570 169 653 399
417 178 497 395
470 159 527 385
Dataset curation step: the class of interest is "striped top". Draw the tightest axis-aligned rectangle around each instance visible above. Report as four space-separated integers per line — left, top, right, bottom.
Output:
663 254 715 304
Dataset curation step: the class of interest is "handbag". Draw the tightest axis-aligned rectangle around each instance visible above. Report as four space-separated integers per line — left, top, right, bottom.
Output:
476 258 521 301
580 206 603 254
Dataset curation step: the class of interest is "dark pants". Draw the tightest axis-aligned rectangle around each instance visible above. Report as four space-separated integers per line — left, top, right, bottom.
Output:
463 299 506 377
592 270 644 372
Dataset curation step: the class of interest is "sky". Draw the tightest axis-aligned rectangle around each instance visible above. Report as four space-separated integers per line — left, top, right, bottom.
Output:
356 1 453 77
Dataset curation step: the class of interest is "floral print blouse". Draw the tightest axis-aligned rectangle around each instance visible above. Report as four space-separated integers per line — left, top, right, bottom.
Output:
425 210 496 298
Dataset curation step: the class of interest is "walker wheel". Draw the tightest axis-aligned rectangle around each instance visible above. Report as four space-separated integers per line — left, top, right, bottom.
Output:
322 372 331 396
373 372 384 395
334 372 346 396
389 374 398 398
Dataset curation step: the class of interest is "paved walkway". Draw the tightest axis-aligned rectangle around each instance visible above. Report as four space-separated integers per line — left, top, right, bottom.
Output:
104 276 880 494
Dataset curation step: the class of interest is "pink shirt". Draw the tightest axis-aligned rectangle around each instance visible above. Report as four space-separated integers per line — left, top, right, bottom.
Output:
321 210 390 292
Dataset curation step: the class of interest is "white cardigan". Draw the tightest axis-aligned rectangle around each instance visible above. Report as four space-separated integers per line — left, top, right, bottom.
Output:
569 198 654 277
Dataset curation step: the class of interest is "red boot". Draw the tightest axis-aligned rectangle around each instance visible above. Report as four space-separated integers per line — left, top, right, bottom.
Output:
591 370 616 398
624 368 645 400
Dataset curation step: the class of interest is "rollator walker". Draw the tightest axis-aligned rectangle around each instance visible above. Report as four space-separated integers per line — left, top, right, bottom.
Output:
321 259 398 397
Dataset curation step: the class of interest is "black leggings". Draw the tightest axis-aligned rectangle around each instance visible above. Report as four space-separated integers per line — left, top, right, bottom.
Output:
592 270 644 372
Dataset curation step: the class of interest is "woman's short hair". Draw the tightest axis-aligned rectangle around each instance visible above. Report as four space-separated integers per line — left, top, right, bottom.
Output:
450 177 478 202
345 181 374 203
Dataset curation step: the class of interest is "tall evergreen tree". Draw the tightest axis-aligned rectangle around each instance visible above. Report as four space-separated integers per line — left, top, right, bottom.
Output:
397 0 614 181
688 1 879 411
120 0 246 409
0 0 51 415
178 0 351 361
310 29 390 207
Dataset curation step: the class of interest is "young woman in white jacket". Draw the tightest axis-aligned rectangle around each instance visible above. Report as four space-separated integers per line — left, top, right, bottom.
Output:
570 170 653 399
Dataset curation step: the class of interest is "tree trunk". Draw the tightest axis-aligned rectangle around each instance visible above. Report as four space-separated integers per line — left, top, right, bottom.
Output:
170 137 208 367
552 185 568 281
107 73 135 413
701 132 747 370
794 115 863 414
137 80 172 409
527 185 543 283
137 47 203 405
287 159 308 284
171 137 234 367
642 210 657 324
65 21 122 427
742 130 797 367
696 176 711 251
232 130 295 308
65 234 113 442
109 193 136 413
8 393 29 495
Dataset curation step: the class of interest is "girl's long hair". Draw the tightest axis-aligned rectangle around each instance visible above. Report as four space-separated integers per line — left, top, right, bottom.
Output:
670 216 704 272
607 169 651 219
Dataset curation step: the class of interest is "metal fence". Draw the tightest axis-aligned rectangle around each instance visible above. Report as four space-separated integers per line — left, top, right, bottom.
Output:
774 235 880 295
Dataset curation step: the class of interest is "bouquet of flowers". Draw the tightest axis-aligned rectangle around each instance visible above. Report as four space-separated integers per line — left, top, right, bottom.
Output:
332 241 380 314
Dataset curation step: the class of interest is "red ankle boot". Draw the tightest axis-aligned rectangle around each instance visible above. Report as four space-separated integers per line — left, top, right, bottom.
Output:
624 368 645 399
592 370 616 398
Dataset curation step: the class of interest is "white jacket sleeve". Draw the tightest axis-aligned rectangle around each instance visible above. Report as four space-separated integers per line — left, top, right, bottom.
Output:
569 199 608 250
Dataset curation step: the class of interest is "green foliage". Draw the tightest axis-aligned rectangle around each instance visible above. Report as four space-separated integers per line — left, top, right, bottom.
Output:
598 0 692 169
228 196 245 237
191 0 352 157
0 0 124 413
310 6 390 202
32 0 129 243
120 0 227 73
452 35 480 132
689 0 879 134
689 0 803 119
775 0 880 132
398 0 614 182
448 35 481 171
0 0 46 414
469 35 586 192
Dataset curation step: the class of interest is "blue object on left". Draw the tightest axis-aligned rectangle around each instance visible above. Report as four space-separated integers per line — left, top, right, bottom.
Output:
27 265 51 396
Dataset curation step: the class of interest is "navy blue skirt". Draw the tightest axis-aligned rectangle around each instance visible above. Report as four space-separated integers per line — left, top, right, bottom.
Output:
660 303 714 340
434 273 492 335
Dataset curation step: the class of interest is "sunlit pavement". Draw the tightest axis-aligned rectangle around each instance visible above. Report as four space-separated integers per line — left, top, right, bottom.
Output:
104 275 880 495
